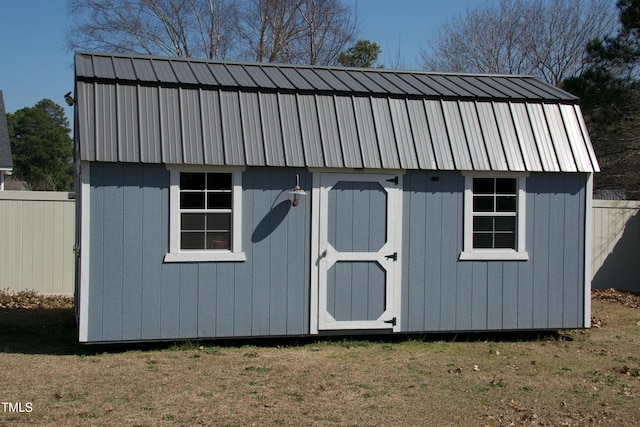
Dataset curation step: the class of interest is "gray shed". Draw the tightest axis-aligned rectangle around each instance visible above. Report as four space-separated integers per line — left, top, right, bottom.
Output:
73 51 598 343
0 90 13 190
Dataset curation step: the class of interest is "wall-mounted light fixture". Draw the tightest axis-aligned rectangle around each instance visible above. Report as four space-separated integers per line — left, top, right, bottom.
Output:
287 174 307 207
64 91 75 107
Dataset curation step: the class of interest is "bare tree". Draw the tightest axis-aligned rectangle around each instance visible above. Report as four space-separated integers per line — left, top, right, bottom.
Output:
235 0 302 62
234 0 357 65
420 0 617 85
67 0 237 59
294 0 357 65
67 0 357 65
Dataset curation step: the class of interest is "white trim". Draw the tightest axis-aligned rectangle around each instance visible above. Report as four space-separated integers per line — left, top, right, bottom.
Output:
459 250 529 261
313 172 403 333
309 172 321 334
460 172 529 261
164 251 246 262
0 171 4 191
307 167 407 174
584 173 594 328
78 161 91 343
164 166 246 263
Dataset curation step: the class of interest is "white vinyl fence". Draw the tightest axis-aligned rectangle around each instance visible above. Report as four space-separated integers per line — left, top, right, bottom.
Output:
0 192 638 296
592 200 640 293
0 191 75 295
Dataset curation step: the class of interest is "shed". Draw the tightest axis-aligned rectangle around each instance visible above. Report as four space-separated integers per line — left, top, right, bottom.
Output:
73 51 598 344
0 90 13 190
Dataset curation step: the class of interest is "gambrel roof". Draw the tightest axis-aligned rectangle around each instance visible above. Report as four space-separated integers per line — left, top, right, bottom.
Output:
0 90 13 171
74 51 599 172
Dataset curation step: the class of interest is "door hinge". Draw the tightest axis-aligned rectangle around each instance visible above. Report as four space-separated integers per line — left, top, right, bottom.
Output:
384 317 397 326
385 252 398 261
386 176 399 185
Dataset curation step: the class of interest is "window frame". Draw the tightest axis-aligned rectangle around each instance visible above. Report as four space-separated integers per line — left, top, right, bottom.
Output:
164 165 246 262
459 172 529 261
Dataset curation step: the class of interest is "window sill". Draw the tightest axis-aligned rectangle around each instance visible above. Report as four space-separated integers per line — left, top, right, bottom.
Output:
459 250 529 261
164 251 247 263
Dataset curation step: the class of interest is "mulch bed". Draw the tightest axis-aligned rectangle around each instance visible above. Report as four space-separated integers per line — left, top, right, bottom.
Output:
592 288 640 309
0 289 73 310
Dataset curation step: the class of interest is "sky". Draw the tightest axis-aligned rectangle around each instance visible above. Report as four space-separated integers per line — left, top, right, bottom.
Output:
0 0 487 119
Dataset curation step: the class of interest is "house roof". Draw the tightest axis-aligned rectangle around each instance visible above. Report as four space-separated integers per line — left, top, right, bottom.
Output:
0 90 13 171
74 51 599 172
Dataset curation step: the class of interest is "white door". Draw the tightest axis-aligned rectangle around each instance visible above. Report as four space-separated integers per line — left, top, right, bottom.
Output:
313 173 402 332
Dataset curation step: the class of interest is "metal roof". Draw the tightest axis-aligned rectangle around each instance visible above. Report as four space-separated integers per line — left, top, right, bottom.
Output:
74 52 599 172
0 90 13 170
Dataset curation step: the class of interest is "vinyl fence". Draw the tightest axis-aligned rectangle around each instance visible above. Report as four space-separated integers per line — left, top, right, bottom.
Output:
0 193 638 296
0 191 75 295
592 199 640 293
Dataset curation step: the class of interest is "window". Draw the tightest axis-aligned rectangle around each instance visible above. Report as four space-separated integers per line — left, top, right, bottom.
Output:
460 173 528 261
165 167 245 262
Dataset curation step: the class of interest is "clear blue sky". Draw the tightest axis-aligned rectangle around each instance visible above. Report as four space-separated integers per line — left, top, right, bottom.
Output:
0 0 488 118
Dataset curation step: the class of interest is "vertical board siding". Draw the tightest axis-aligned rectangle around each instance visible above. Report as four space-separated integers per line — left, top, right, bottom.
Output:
122 167 144 340
402 171 587 332
83 163 590 341
0 192 75 295
86 163 310 342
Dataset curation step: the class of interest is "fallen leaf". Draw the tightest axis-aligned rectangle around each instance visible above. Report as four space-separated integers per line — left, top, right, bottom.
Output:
510 399 527 412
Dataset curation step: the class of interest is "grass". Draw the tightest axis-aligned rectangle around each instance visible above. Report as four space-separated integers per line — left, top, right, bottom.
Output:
0 291 639 425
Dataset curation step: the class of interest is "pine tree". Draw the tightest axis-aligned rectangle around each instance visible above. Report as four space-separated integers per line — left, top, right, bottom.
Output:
7 99 73 191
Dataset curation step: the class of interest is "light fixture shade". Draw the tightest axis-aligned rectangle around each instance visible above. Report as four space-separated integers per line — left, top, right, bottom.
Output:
286 188 308 196
288 174 307 206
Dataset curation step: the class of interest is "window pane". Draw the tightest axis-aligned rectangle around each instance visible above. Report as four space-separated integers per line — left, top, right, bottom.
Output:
473 178 494 194
207 173 232 190
181 232 205 249
206 232 230 249
206 213 231 231
473 196 494 212
496 178 516 194
180 193 205 209
473 233 493 248
495 216 516 232
496 196 516 212
473 217 493 231
181 172 205 190
182 213 206 230
208 193 232 209
495 232 515 249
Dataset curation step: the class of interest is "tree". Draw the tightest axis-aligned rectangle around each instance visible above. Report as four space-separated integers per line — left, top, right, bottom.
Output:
235 0 301 63
67 0 358 66
67 0 237 59
7 100 74 191
338 39 381 68
563 0 640 198
420 0 617 85
293 0 357 65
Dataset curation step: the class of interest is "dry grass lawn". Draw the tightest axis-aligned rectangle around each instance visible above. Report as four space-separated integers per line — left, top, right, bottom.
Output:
0 289 639 426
